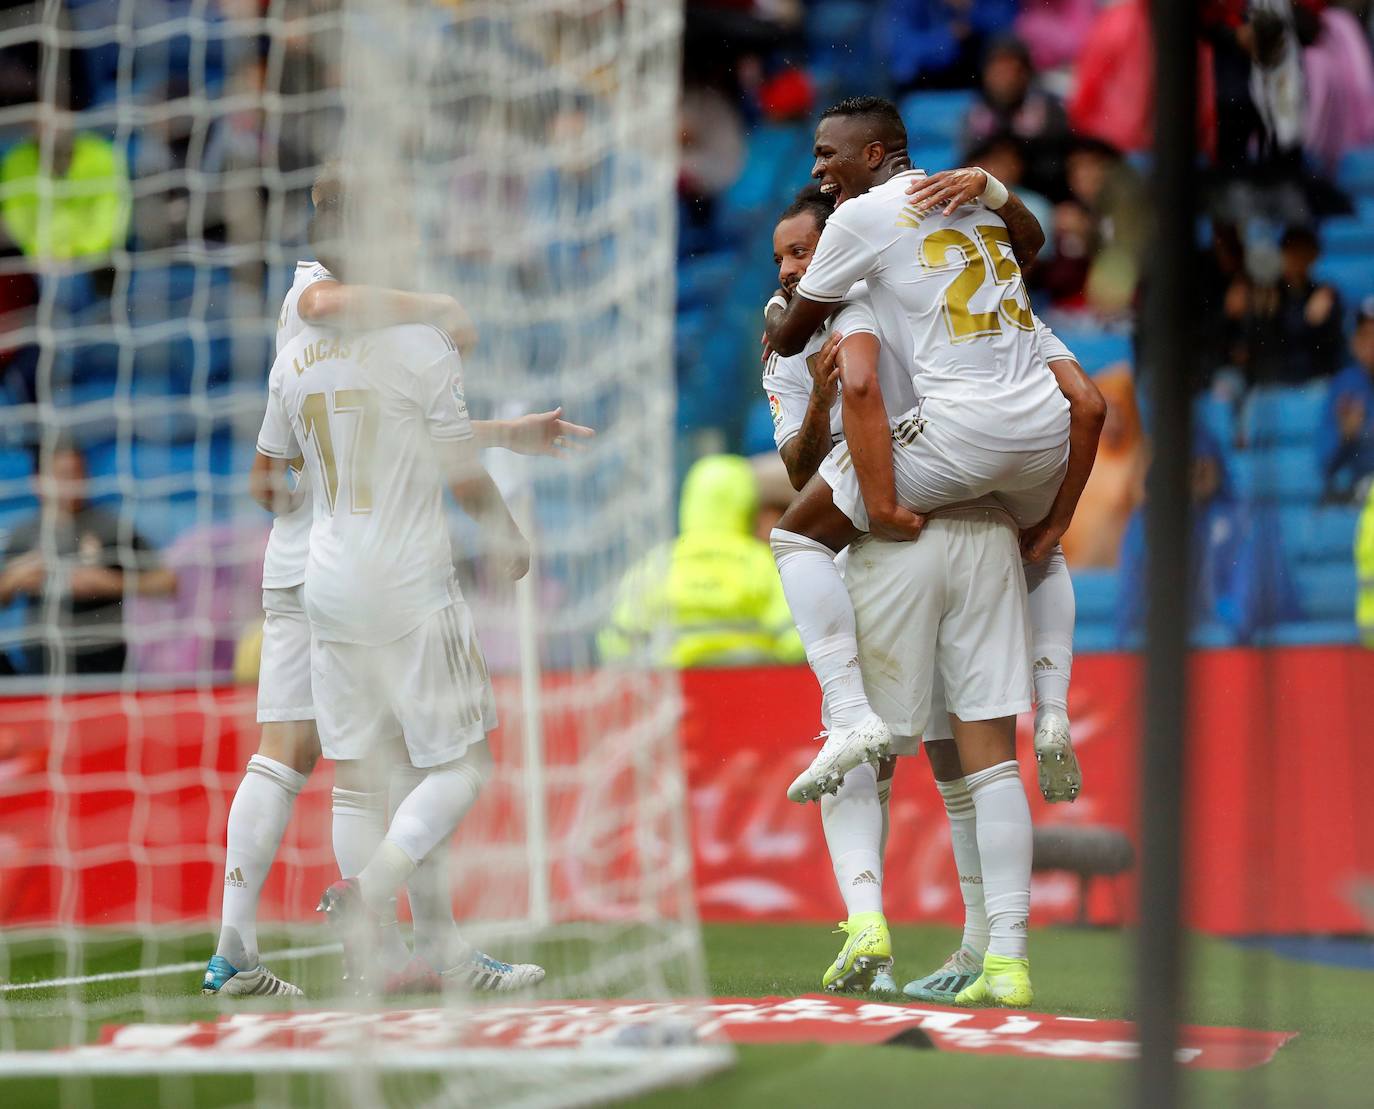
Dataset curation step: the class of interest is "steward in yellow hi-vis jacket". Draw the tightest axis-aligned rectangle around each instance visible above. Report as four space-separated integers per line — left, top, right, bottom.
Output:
599 454 804 667
1357 480 1374 647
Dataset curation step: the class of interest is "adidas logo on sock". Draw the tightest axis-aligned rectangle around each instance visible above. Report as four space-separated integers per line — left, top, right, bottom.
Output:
225 867 246 888
1011 918 1028 931
1032 656 1056 671
959 873 983 885
851 870 879 886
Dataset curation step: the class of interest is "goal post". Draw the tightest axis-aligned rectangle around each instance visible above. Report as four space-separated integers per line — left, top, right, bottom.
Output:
0 0 728 1101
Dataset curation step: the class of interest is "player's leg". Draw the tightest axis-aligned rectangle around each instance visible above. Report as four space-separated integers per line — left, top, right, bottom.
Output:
902 731 989 1003
935 510 1036 1008
388 762 468 972
819 757 893 992
333 601 542 991
1023 545 1082 802
204 586 317 998
773 456 889 800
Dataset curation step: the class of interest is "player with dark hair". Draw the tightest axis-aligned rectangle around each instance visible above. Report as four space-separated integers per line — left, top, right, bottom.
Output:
761 96 1101 1007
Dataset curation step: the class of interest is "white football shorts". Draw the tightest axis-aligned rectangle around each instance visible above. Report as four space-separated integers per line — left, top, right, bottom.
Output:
311 599 497 768
257 585 315 724
845 506 1033 747
819 397 1070 533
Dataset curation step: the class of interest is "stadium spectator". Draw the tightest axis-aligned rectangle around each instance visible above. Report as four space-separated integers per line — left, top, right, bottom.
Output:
1194 221 1252 387
1031 197 1095 309
1357 472 1374 647
0 114 129 263
0 442 177 676
598 454 802 667
1300 2 1374 174
1068 0 1216 156
1060 367 1146 568
878 0 1018 92
1013 0 1097 73
1064 137 1148 319
1241 225 1344 386
1117 425 1299 644
1319 298 1374 503
960 35 1068 196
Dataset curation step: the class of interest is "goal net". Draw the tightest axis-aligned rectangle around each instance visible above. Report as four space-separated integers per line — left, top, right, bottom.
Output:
0 0 725 1103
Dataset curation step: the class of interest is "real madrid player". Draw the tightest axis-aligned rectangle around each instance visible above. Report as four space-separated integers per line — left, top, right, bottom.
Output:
204 174 587 998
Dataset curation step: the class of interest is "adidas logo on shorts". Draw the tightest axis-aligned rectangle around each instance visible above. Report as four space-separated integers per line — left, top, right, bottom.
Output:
225 867 247 888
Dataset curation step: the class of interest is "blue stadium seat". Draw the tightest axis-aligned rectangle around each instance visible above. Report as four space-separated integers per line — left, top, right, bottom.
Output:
1194 395 1236 456
678 253 736 309
131 497 204 548
909 141 958 174
1337 146 1374 195
1310 505 1360 560
1193 622 1240 649
1313 255 1374 307
1265 620 1359 646
1240 383 1325 447
1072 569 1118 624
741 396 777 458
1073 624 1119 653
1056 330 1133 373
1293 562 1357 621
1320 216 1374 257
898 90 976 144
0 446 31 481
721 124 811 224
1230 447 1322 502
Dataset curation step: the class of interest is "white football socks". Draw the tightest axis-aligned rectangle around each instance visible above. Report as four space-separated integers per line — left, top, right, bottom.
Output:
332 785 411 973
357 750 488 916
390 764 468 970
771 528 871 731
935 776 988 957
820 761 884 916
215 754 306 968
964 761 1032 960
1024 544 1074 723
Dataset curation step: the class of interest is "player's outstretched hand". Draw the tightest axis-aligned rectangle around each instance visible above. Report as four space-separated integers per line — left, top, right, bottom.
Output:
1019 514 1068 563
869 506 927 542
907 167 989 216
506 408 595 456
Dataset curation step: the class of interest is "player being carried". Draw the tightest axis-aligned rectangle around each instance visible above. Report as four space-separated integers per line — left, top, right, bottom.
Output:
760 182 1104 997
203 170 591 999
764 96 1095 805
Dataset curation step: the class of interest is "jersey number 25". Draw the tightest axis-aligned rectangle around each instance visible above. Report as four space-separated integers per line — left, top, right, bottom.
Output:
921 225 1035 342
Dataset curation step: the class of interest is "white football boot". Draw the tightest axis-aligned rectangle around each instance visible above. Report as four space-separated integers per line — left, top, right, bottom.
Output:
787 712 892 803
1033 711 1082 802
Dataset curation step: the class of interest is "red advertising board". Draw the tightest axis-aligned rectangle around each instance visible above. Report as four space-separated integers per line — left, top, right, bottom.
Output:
1 648 1372 934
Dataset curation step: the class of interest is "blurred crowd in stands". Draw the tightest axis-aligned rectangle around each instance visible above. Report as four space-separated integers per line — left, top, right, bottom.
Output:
666 0 1374 659
5 1 1374 677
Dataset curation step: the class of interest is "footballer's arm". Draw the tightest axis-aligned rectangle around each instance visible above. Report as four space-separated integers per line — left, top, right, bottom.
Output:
1020 358 1107 562
779 333 842 490
298 282 478 355
249 452 304 515
765 293 834 358
906 168 1045 266
835 331 924 541
472 408 595 455
436 437 531 581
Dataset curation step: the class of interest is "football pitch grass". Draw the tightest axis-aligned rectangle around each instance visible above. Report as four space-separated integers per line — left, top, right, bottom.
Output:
1 922 1371 1107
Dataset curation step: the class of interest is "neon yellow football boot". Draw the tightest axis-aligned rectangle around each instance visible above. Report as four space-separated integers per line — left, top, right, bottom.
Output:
953 953 1034 1008
822 911 892 992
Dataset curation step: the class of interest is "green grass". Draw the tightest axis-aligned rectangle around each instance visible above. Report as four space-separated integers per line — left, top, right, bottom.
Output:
1 923 1370 1107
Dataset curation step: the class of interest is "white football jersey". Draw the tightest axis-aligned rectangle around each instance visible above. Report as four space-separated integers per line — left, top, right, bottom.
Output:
798 170 1069 451
762 281 919 452
260 261 336 590
257 323 473 646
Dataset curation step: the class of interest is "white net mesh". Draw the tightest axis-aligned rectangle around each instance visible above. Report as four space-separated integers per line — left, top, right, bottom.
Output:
0 1 726 1102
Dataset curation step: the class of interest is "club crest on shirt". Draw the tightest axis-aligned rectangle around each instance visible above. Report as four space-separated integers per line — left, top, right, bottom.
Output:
78 532 102 565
